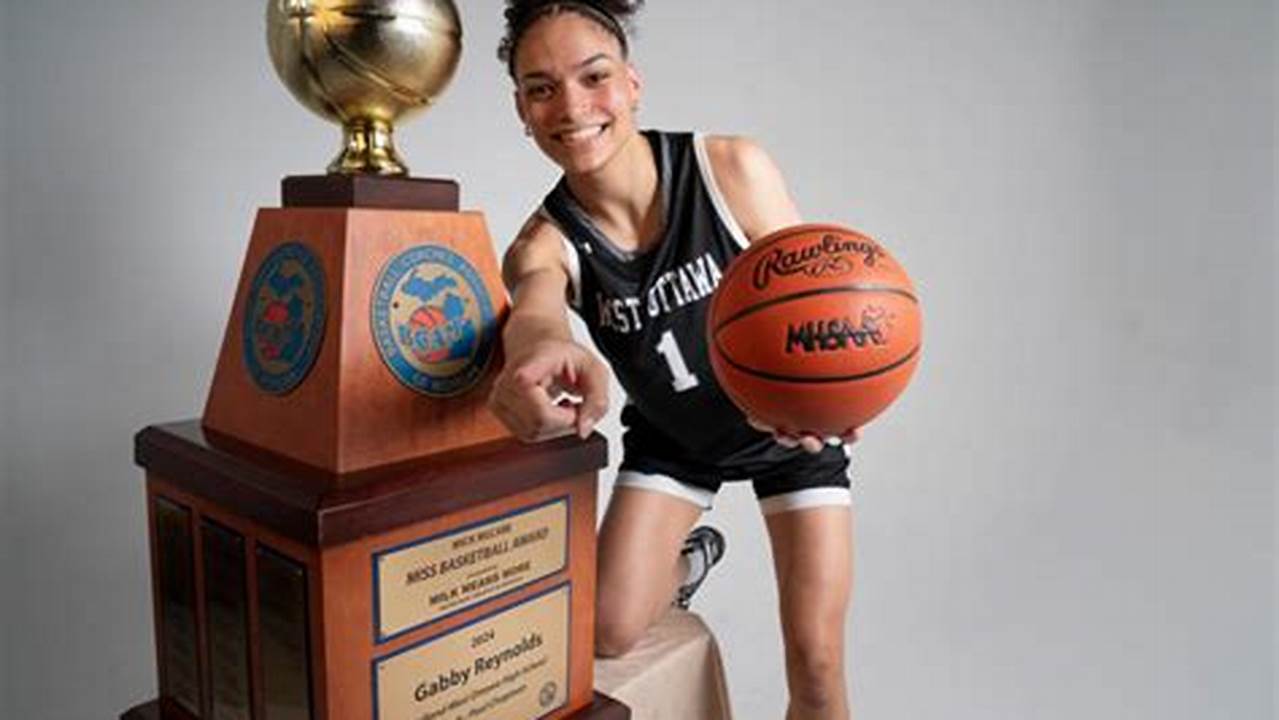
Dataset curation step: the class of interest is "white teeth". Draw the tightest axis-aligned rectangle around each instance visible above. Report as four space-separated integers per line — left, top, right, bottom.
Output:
557 125 606 143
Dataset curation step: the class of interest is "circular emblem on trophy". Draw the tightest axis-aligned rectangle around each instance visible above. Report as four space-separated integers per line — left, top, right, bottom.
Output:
539 681 559 708
242 241 327 395
372 244 497 397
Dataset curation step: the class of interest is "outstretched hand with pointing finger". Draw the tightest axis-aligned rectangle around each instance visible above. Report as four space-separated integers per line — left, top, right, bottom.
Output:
488 338 610 442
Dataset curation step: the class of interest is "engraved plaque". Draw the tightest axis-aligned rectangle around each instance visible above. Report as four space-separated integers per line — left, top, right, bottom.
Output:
154 497 201 716
374 583 571 720
257 546 313 720
203 521 251 720
375 498 569 641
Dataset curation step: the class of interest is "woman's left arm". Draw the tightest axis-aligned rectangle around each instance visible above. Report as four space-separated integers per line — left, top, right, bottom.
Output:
703 135 803 241
705 135 859 452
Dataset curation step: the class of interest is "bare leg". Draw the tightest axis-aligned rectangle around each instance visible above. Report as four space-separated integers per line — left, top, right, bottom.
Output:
594 486 703 657
765 506 854 720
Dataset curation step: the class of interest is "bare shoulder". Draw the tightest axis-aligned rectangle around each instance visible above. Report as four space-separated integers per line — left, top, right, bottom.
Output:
702 135 801 240
703 135 777 180
502 211 569 291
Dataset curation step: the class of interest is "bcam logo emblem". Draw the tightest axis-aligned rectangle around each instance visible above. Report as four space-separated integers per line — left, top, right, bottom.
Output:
242 241 327 395
372 244 496 397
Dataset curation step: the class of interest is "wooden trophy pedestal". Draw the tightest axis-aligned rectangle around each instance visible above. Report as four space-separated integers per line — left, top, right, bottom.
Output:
130 421 625 720
126 177 629 719
202 186 513 474
280 174 460 211
120 695 629 720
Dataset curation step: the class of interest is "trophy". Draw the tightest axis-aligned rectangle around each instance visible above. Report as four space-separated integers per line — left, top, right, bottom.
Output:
123 3 626 718
267 0 461 178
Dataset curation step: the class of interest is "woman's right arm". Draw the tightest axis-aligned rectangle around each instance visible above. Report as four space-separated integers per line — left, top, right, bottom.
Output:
487 216 610 441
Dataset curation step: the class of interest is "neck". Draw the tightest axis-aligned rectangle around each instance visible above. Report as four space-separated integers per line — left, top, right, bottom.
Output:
564 131 661 250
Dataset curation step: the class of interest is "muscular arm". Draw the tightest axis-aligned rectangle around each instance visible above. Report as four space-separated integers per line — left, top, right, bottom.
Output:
501 219 575 348
489 216 610 441
704 136 858 450
703 135 803 242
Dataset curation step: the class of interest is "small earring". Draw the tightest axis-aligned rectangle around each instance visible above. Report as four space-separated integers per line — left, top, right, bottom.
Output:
524 125 533 137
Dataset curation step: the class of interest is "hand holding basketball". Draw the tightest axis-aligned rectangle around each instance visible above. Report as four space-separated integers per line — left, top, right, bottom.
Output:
709 224 921 437
747 416 859 454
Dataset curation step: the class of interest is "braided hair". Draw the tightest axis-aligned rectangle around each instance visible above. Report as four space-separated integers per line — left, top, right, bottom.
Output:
498 1 645 78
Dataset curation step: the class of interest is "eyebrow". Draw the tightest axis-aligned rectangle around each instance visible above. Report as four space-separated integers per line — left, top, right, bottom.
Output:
519 53 612 84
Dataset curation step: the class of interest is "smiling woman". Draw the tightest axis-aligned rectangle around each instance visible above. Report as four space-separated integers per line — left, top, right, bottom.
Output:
486 2 861 719
503 2 645 177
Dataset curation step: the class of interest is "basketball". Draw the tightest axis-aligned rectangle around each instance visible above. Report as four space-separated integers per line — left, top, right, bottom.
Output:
708 224 922 436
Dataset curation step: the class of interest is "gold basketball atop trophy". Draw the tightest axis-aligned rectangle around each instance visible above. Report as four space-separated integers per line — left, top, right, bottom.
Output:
266 0 463 175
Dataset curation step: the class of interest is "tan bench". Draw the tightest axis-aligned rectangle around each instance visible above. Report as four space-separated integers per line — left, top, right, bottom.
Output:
595 610 733 720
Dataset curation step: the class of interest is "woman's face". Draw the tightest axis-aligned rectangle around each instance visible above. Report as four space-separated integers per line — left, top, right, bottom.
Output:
512 12 642 176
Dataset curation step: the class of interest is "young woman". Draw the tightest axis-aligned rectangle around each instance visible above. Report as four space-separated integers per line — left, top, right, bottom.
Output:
489 3 858 718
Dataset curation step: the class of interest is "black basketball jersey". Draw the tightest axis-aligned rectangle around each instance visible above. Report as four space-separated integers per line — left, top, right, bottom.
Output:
540 130 780 467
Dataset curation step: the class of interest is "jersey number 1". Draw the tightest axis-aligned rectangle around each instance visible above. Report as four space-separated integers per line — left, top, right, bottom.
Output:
656 330 700 392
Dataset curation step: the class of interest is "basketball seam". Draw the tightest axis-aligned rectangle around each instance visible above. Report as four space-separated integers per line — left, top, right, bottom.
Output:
715 344 921 384
317 13 443 107
711 283 919 335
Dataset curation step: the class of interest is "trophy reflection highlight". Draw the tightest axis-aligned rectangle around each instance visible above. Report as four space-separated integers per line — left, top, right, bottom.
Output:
267 0 462 175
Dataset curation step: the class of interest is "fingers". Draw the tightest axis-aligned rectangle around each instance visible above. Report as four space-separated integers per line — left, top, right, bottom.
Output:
511 351 572 391
488 340 610 442
747 415 861 454
488 372 576 442
774 433 799 449
797 435 825 454
574 362 610 438
748 417 802 450
490 361 571 442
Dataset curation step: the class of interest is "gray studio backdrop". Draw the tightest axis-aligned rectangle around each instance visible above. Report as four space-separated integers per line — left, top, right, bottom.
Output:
1 1 1274 718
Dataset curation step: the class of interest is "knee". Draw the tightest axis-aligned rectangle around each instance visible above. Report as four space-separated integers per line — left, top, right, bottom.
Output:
594 613 647 658
783 623 845 708
594 589 652 658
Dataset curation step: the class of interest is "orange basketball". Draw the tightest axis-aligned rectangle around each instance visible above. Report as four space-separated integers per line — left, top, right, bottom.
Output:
708 224 922 436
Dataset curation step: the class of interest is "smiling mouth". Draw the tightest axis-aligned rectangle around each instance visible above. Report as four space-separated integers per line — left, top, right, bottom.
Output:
551 123 609 145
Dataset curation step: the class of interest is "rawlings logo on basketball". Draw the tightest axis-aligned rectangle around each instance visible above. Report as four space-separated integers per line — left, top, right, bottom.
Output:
785 307 890 354
752 233 886 290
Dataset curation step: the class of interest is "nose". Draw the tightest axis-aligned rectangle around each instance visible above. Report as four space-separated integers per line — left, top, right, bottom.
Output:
554 83 589 122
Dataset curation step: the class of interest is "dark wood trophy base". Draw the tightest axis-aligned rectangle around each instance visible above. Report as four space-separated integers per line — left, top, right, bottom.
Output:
281 174 460 211
132 422 627 720
120 693 629 720
129 175 630 719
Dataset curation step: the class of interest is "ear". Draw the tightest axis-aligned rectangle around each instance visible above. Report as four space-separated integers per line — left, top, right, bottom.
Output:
626 63 643 102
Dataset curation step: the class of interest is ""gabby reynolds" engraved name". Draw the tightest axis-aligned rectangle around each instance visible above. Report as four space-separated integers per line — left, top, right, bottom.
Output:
413 632 545 702
753 233 885 290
